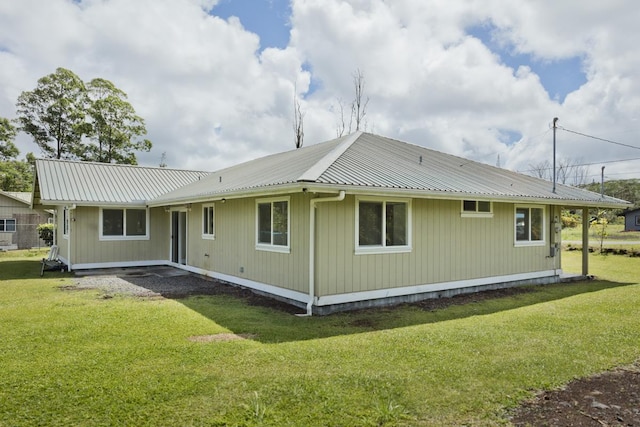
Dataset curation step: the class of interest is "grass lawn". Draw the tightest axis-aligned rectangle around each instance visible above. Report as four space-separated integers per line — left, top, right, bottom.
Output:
1 250 639 426
562 223 640 243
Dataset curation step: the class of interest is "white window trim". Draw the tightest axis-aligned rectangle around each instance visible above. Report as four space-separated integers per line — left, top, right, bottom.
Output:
460 200 494 218
202 204 215 240
99 207 150 241
514 205 546 247
0 218 16 232
255 196 290 253
355 196 412 255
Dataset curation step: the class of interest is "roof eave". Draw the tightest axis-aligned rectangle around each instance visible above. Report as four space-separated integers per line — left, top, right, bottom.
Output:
148 181 631 209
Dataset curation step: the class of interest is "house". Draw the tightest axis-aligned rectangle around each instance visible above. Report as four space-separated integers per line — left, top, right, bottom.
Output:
624 207 640 232
0 190 52 250
32 132 631 314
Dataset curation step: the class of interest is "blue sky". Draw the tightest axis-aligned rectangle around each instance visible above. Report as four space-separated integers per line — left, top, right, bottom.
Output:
211 2 587 104
467 25 587 103
0 0 638 179
212 0 291 50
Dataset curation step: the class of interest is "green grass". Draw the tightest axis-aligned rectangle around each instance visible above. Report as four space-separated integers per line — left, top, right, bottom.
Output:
562 223 640 242
1 250 639 426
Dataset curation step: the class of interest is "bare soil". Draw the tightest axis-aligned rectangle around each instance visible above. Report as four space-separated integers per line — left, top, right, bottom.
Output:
510 362 640 426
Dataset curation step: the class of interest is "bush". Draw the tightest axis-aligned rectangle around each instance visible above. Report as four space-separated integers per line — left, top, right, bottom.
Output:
37 223 54 246
561 215 578 228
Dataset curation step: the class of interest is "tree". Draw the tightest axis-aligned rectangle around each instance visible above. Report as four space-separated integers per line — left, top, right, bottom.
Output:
0 160 33 191
334 68 370 137
527 160 552 181
0 117 19 160
0 116 32 191
85 78 151 164
292 88 304 149
351 68 369 132
15 68 89 160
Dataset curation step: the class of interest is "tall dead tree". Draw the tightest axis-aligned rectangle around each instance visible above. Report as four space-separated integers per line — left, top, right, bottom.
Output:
528 160 552 181
351 68 369 132
334 68 370 137
292 86 304 149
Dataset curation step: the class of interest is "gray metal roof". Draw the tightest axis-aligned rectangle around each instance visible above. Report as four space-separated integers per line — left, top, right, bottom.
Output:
150 132 630 208
34 159 208 207
0 191 31 205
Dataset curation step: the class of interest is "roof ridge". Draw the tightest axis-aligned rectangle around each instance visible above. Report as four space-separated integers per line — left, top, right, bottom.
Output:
296 131 363 182
36 158 208 174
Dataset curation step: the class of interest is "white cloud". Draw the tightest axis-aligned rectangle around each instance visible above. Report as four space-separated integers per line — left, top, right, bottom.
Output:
0 0 638 182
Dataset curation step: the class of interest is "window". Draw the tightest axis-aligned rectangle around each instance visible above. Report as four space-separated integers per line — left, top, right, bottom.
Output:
0 219 16 232
100 208 148 240
461 200 493 217
202 205 215 239
256 198 289 252
63 207 69 237
356 198 411 254
636 215 640 227
515 206 545 245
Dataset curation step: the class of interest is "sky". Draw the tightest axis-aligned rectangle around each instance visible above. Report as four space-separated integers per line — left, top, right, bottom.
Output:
1 0 639 184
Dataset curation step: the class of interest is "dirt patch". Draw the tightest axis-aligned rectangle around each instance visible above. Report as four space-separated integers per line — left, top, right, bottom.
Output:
187 333 257 342
510 361 640 426
412 286 534 311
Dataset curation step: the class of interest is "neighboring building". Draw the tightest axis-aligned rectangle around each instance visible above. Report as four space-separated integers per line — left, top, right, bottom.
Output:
0 190 52 250
32 132 631 314
624 207 640 232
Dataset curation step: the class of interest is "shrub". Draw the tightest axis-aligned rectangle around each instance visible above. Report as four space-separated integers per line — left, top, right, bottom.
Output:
561 215 578 228
37 223 54 246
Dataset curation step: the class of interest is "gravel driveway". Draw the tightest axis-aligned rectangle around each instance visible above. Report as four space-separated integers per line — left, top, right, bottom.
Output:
73 266 226 298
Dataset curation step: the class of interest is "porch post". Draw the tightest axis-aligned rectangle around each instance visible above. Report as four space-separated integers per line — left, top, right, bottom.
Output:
582 207 589 276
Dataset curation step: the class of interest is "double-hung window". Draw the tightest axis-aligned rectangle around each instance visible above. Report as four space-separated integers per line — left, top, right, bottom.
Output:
256 197 289 252
100 208 148 240
356 198 411 254
515 206 545 245
0 219 16 232
202 205 215 239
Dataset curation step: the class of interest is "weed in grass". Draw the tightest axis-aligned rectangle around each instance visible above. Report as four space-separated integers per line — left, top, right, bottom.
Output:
242 391 269 424
373 399 411 425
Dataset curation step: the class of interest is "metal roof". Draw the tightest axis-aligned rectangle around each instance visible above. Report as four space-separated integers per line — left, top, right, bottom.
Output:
150 132 630 208
33 159 209 207
0 190 31 205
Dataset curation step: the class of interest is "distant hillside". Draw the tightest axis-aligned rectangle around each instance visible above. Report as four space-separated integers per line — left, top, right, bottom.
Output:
583 179 640 209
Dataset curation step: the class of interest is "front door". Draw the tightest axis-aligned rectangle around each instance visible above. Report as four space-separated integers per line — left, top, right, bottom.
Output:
171 211 187 265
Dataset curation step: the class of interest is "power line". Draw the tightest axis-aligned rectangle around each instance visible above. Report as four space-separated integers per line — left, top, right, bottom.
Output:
559 127 640 151
520 156 640 173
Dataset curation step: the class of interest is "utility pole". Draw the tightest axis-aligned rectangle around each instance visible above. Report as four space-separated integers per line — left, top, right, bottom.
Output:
600 166 605 198
552 117 558 193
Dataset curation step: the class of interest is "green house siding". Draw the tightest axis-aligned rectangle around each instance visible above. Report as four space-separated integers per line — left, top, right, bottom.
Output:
315 196 560 298
186 193 310 294
68 206 170 266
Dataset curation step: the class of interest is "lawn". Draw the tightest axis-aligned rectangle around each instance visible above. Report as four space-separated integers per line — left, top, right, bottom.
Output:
1 250 639 426
562 222 640 243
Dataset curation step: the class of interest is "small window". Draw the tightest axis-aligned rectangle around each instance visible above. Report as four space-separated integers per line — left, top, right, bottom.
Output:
63 207 70 237
202 205 215 239
0 219 16 232
256 198 289 252
515 206 545 245
356 198 411 254
100 208 148 240
636 215 640 227
461 200 493 217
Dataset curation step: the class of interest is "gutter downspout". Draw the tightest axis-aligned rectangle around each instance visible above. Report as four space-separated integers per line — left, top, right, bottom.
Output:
302 190 346 317
67 204 76 271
